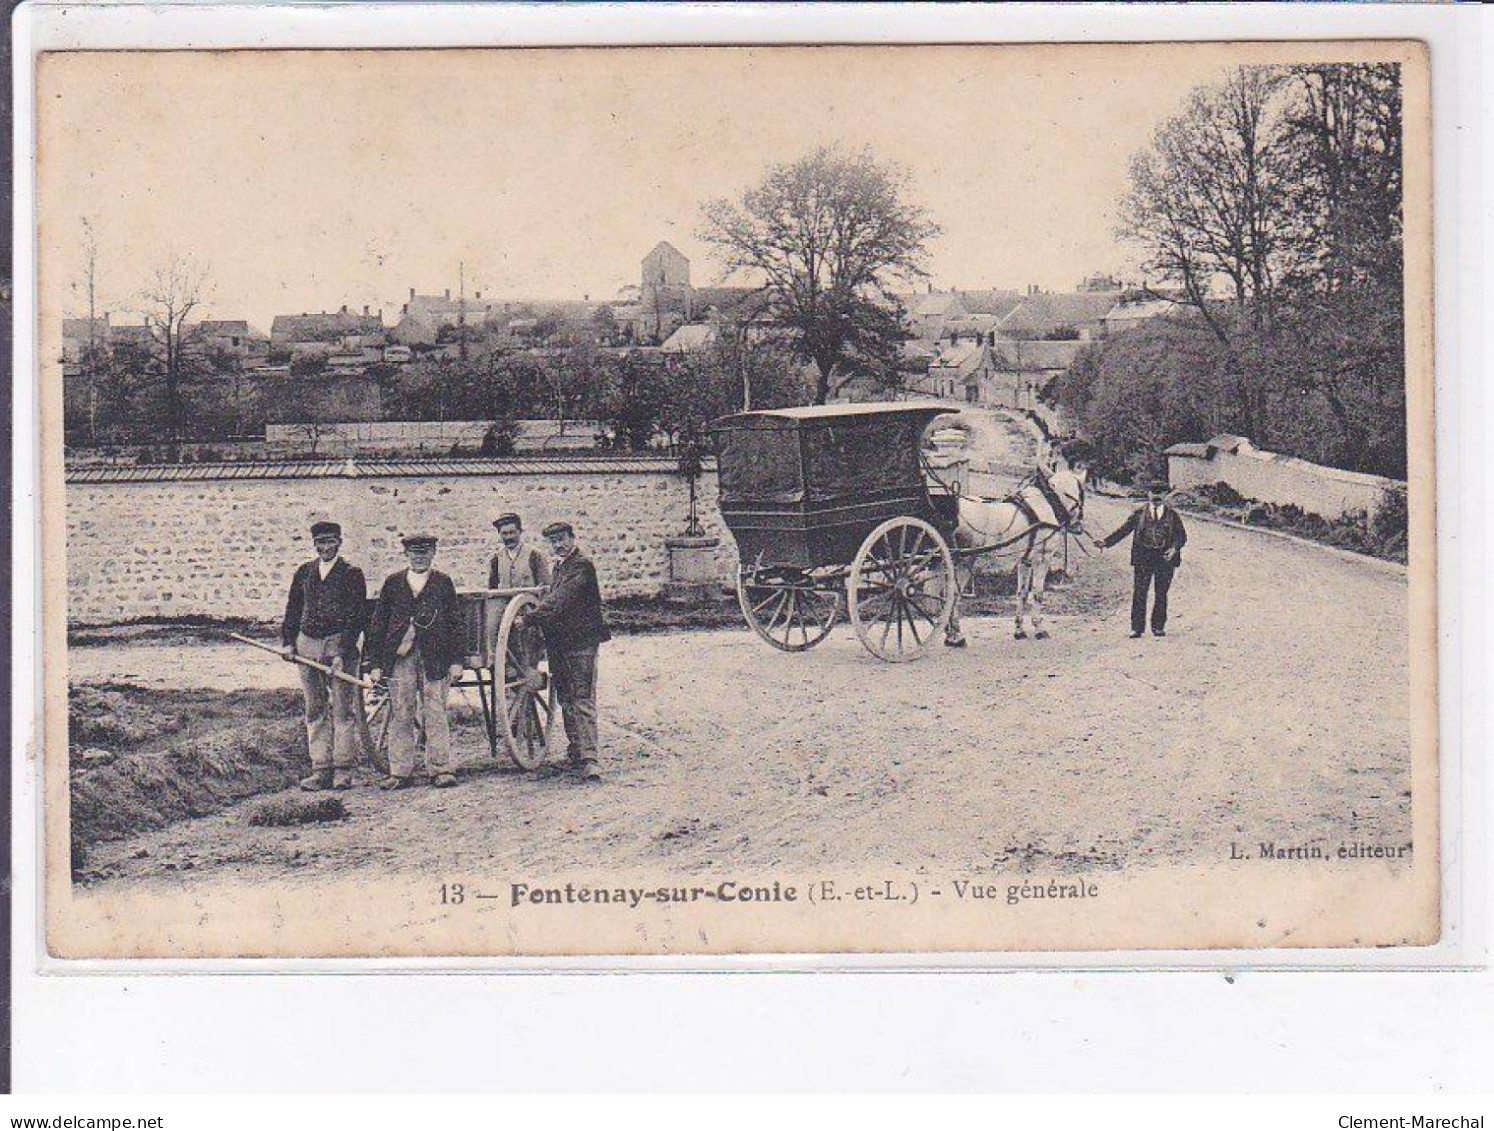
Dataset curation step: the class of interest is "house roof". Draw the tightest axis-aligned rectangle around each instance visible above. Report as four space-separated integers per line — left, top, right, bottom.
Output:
62 316 110 339
999 292 1119 337
1101 299 1181 327
198 320 254 336
644 240 688 263
956 289 1022 318
909 292 967 319
660 323 719 352
929 342 989 379
987 339 1085 371
271 311 384 341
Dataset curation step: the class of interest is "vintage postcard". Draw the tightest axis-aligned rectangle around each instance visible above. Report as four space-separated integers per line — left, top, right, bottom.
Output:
38 41 1437 959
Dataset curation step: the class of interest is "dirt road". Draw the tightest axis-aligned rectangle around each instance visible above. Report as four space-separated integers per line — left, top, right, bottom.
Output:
75 493 1411 890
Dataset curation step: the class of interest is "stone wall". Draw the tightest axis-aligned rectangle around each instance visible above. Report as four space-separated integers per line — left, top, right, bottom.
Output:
66 462 735 623
1168 446 1400 521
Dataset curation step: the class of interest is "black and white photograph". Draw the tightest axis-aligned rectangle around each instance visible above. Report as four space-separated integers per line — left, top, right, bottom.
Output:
37 41 1436 958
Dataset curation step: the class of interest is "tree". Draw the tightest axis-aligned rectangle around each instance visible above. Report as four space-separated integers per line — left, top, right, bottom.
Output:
700 145 939 403
137 254 211 451
1109 63 1406 476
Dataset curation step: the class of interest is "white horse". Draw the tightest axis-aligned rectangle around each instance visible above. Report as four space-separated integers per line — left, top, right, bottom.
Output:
928 410 1088 645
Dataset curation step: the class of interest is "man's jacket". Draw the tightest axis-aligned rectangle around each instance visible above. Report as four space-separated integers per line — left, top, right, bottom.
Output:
1102 503 1188 567
526 549 611 652
281 558 367 663
366 569 464 678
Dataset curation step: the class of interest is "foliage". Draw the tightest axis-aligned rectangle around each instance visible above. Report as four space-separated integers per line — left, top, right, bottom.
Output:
1087 63 1407 479
700 145 938 403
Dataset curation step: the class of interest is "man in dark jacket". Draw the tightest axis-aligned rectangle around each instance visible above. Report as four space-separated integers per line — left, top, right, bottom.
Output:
366 535 465 789
521 521 611 781
282 520 367 791
1101 483 1188 638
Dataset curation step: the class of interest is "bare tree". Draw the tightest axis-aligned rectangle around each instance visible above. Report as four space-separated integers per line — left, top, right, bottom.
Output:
1119 67 1286 325
1118 66 1287 440
700 145 939 404
137 254 211 449
73 218 107 444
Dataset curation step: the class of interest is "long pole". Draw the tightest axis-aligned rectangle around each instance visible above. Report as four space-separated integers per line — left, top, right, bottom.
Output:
229 633 373 689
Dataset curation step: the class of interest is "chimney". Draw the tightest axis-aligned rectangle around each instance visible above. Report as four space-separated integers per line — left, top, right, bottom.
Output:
363 305 370 316
927 282 934 294
445 288 451 300
475 291 482 300
409 287 415 302
340 304 348 314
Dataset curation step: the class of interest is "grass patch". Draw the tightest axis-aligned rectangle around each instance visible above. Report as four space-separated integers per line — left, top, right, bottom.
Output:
248 796 348 827
68 683 307 856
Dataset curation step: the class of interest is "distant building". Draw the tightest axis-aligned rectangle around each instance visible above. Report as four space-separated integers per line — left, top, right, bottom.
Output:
982 339 1087 409
905 291 970 342
1097 296 1184 338
61 315 111 365
634 241 693 343
270 306 385 359
998 291 1119 341
197 320 271 366
393 287 498 346
660 323 719 353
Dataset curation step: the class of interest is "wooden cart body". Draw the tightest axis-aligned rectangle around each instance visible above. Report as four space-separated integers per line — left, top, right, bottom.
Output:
357 587 557 772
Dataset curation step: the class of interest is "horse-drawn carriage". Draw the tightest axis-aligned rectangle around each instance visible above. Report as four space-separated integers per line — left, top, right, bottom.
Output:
714 402 964 663
712 401 1088 663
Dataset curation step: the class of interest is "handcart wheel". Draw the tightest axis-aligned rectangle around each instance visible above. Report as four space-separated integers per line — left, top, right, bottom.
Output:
847 516 957 663
355 676 393 776
493 591 558 770
736 565 840 652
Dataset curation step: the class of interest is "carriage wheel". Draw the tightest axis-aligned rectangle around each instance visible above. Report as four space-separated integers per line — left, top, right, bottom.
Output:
355 677 392 776
848 516 957 663
736 565 840 652
494 591 558 770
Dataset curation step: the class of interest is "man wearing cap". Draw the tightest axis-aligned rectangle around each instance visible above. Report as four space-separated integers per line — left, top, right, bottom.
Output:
1100 482 1188 639
488 513 551 591
518 521 611 781
366 535 465 789
281 521 368 791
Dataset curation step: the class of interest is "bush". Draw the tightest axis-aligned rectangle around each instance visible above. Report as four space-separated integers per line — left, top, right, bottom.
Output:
1373 485 1408 542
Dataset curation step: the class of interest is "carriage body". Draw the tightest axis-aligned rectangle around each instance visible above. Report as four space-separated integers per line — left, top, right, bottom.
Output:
713 403 958 569
712 402 962 662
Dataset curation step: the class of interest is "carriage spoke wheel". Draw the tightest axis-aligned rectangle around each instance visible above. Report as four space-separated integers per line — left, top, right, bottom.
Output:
355 677 393 777
848 516 956 663
737 566 840 652
494 591 558 770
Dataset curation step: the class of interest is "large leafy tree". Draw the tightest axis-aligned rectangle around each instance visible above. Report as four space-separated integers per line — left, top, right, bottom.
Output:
700 146 938 404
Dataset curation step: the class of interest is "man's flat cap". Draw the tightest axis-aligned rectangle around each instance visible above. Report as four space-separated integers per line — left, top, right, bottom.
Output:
492 512 522 531
310 521 342 539
541 521 574 538
401 534 439 550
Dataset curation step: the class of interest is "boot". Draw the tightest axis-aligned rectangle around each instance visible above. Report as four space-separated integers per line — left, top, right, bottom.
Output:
300 769 333 792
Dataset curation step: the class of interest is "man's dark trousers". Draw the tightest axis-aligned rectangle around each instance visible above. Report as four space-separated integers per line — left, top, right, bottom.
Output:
550 646 599 766
1131 551 1175 635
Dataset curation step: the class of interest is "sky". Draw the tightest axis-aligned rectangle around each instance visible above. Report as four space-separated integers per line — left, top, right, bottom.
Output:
37 44 1262 330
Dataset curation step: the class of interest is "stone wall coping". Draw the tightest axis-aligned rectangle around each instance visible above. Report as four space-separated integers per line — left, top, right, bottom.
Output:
66 455 718 485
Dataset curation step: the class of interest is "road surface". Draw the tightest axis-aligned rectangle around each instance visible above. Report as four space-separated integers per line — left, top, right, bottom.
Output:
72 491 1412 889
